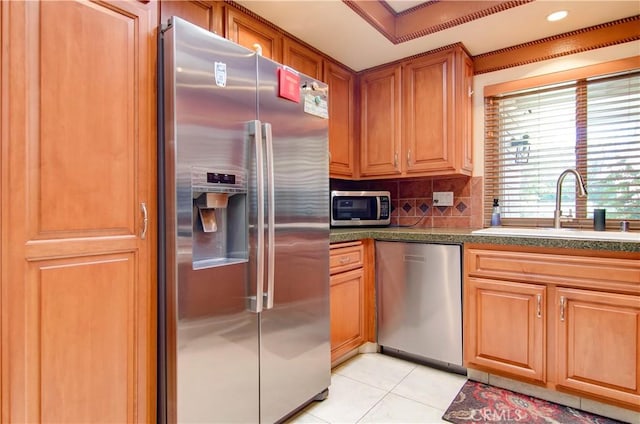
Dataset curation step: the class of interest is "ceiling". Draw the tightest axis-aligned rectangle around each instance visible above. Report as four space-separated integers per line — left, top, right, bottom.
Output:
235 0 640 71
385 0 434 13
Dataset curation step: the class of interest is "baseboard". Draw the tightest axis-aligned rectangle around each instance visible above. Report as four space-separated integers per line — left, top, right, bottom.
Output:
357 342 379 354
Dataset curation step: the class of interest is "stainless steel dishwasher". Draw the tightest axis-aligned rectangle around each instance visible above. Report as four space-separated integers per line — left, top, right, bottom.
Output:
376 241 463 370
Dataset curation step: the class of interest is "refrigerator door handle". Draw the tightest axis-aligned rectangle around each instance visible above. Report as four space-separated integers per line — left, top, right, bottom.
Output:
250 120 265 314
263 122 275 309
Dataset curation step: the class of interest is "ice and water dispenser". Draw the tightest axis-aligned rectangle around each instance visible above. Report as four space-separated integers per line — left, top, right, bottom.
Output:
191 168 248 269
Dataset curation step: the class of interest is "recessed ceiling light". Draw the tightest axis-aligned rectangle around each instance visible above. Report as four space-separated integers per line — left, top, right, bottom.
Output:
547 10 568 22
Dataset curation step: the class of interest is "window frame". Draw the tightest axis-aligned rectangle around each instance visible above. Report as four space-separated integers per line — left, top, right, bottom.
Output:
483 56 640 229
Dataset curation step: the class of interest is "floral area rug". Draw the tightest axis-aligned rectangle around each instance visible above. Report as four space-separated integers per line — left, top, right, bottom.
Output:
442 380 625 424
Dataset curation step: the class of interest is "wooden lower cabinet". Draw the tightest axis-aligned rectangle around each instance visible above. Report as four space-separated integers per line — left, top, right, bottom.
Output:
556 288 640 407
330 268 365 363
464 245 640 411
465 278 546 382
329 241 373 364
1 1 157 422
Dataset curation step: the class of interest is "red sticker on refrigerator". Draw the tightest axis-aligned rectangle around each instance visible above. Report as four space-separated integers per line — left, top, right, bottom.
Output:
278 67 300 102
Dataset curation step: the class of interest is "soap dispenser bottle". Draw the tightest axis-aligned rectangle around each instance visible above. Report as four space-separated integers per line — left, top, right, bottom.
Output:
491 198 502 226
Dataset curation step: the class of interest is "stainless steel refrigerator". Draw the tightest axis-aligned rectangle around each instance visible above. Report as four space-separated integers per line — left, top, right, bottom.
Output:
158 17 330 423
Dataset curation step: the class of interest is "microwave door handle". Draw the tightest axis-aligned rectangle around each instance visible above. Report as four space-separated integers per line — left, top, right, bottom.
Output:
263 122 276 310
249 120 264 314
376 196 381 220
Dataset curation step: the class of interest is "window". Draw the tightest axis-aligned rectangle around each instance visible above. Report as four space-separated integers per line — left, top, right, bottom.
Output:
484 64 640 227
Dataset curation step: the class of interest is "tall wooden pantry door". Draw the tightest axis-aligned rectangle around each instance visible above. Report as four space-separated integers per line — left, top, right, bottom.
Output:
1 1 157 422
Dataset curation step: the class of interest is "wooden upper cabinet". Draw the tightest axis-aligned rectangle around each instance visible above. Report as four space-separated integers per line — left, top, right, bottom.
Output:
359 64 402 177
359 45 473 179
460 50 474 172
325 61 356 178
2 0 156 422
403 45 472 176
160 0 223 35
283 37 324 81
403 52 448 174
226 7 282 62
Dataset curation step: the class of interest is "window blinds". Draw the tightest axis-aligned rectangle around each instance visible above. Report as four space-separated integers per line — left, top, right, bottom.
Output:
484 70 640 226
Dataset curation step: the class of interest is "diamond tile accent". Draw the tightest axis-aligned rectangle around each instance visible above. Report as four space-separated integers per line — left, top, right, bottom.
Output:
418 203 429 213
436 206 448 214
456 202 467 213
402 203 412 213
391 203 396 213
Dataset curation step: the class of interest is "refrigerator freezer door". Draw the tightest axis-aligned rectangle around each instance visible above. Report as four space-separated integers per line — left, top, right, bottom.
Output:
164 17 260 423
257 58 331 423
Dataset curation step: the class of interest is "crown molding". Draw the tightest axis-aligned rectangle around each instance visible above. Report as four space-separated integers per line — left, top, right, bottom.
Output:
342 0 532 45
473 15 640 74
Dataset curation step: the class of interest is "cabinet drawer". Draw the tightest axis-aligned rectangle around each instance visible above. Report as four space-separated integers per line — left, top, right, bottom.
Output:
330 242 364 275
465 247 640 294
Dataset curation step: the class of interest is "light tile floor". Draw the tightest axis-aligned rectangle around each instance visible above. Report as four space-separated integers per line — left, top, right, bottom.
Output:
286 352 467 424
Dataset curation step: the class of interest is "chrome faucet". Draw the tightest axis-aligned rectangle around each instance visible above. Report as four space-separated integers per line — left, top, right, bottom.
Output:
554 168 588 228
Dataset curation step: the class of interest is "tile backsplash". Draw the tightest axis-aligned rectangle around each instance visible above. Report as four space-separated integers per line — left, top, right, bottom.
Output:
330 176 484 229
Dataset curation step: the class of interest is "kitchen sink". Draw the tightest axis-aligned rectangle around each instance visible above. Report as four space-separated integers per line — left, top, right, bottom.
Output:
472 227 639 242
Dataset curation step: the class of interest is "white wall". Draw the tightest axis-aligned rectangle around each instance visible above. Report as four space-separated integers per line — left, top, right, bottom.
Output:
472 41 640 176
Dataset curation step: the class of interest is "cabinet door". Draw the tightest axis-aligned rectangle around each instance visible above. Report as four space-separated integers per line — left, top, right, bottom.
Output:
403 51 450 174
283 37 324 80
325 61 356 178
1 1 156 422
160 0 223 35
360 65 402 177
226 7 281 62
403 47 472 175
465 278 546 382
330 268 365 363
556 288 640 407
459 49 474 173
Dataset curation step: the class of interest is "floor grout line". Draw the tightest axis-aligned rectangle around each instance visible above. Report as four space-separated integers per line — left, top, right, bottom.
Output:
295 353 468 424
334 373 394 393
390 390 449 413
354 382 410 423
331 361 417 393
352 360 424 423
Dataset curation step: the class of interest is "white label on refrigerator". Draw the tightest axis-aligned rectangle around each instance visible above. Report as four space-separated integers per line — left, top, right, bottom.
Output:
303 94 328 119
214 62 227 87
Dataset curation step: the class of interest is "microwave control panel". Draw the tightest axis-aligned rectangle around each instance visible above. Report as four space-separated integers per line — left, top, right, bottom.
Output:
379 197 390 219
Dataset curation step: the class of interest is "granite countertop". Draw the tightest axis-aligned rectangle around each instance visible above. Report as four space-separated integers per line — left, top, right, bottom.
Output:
330 227 640 253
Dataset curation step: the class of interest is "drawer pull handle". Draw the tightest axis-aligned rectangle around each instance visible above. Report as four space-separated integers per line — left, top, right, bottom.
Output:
560 296 566 322
536 294 542 318
339 257 351 264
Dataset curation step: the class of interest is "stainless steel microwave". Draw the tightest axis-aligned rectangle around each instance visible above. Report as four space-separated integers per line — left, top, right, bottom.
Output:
330 190 391 227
